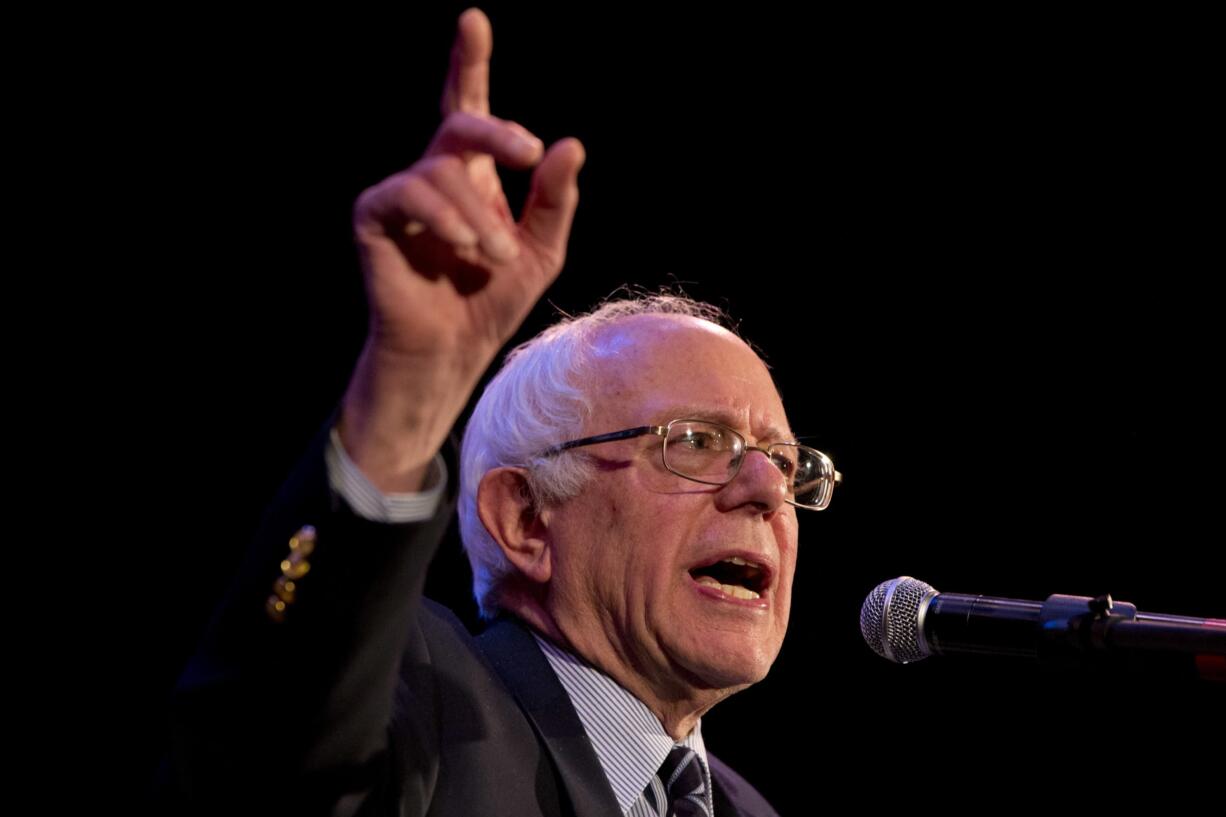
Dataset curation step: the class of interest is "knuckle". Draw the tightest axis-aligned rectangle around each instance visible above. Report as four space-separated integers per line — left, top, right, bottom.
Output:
439 110 476 136
421 154 464 181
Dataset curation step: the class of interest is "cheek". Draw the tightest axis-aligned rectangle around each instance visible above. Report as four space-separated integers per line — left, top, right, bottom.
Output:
774 515 800 601
607 505 693 605
561 494 635 595
778 509 799 555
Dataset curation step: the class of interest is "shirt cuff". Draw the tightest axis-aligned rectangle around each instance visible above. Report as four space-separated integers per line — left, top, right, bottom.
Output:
326 428 448 523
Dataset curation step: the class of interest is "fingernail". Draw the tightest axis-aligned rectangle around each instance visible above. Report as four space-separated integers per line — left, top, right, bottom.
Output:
487 230 519 261
452 223 479 246
516 135 544 160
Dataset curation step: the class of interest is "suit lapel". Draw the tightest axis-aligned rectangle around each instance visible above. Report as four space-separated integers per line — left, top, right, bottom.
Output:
477 619 623 817
711 768 742 817
708 753 779 817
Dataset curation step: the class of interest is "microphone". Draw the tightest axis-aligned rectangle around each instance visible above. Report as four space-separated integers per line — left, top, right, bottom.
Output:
860 576 1226 678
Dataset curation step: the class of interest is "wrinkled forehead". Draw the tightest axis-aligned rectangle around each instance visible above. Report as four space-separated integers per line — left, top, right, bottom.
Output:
581 314 790 437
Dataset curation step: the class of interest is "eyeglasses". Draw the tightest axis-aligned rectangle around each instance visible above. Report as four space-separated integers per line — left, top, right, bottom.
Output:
539 418 842 510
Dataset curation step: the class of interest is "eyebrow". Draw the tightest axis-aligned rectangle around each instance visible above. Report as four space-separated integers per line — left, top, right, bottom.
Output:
654 405 794 444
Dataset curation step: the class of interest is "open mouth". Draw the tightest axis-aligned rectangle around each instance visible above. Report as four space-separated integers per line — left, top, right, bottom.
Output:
689 556 770 601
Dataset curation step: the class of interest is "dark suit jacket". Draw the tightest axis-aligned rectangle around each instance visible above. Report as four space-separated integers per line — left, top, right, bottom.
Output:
165 426 780 816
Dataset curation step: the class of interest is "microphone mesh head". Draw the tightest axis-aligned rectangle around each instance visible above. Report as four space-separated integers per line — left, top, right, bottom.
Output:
859 576 936 663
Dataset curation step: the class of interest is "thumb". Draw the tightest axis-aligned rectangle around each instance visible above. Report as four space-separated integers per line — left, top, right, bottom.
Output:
520 137 585 257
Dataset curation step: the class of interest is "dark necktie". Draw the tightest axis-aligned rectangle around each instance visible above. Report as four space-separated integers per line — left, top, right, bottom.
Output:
643 745 711 817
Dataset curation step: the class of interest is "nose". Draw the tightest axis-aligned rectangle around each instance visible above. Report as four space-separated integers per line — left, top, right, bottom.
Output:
715 447 788 514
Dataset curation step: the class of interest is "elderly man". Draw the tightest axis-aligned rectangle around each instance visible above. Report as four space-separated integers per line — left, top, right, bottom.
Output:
168 9 838 816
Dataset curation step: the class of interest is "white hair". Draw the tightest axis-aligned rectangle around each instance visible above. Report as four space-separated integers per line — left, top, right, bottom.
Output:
458 293 733 619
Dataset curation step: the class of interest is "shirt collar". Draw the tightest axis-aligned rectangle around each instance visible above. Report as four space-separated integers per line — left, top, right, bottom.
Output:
533 633 712 816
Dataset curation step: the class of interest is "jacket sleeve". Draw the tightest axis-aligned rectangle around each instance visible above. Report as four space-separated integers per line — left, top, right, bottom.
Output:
164 421 458 816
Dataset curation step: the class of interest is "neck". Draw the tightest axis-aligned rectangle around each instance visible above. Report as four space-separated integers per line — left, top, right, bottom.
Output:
507 595 740 741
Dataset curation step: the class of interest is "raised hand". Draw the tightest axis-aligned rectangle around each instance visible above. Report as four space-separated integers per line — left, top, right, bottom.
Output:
340 9 585 491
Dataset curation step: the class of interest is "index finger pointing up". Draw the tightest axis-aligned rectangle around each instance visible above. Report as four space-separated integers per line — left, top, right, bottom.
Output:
441 8 492 116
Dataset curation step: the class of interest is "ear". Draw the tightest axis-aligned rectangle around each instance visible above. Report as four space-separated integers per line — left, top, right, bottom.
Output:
477 466 552 584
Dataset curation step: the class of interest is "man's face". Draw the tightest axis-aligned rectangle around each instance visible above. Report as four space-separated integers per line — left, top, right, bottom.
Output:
544 314 800 702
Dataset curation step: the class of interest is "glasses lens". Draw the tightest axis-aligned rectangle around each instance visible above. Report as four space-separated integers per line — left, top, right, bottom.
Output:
771 443 833 508
664 421 741 483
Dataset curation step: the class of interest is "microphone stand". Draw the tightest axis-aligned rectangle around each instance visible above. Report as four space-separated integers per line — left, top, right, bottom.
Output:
1038 594 1226 680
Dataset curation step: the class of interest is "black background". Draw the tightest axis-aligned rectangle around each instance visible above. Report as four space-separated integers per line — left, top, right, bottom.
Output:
112 3 1223 809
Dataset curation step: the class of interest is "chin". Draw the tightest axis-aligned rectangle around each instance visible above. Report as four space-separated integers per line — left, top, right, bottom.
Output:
679 636 780 692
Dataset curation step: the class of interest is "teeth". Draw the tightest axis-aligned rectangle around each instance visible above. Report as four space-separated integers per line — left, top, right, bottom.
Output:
694 575 761 600
723 556 759 568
